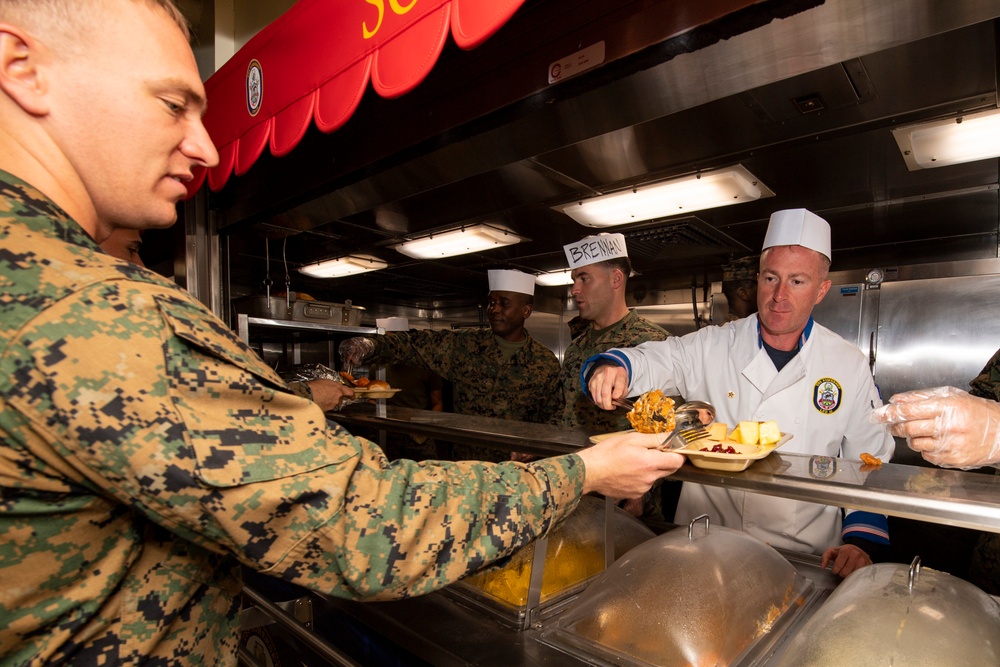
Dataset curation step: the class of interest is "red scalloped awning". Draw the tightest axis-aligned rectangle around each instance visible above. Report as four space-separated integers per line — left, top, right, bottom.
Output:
186 0 526 196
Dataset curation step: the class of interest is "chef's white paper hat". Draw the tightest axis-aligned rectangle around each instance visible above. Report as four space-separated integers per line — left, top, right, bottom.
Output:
563 233 629 269
488 269 535 296
762 209 831 260
376 316 409 331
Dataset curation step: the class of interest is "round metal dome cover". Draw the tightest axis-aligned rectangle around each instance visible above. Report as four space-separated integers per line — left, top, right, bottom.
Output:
539 518 814 667
773 558 1000 666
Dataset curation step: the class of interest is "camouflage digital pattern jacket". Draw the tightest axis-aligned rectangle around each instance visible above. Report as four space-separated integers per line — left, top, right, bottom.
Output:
554 310 669 433
369 329 562 461
0 172 585 666
370 329 561 423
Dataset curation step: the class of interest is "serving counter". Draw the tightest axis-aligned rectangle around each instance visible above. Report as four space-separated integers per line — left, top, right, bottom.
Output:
239 405 1000 667
332 404 1000 534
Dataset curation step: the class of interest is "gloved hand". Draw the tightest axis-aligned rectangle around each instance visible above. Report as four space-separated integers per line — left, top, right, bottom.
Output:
871 386 1000 469
338 337 375 367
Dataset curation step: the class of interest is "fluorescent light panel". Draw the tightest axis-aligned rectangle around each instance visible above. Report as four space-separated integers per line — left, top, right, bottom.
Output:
553 165 773 228
892 107 1000 170
535 269 574 286
392 224 523 259
298 254 387 278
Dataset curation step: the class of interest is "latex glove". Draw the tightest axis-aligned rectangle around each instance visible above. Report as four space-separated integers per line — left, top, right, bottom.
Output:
338 337 375 367
871 386 1000 469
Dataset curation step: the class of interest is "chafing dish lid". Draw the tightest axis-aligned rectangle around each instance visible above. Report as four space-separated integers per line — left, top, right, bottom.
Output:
773 557 1000 666
539 518 813 666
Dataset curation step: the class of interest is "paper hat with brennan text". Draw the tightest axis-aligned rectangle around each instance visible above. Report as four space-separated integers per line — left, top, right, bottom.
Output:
563 233 629 269
376 317 409 331
488 269 536 296
762 209 831 260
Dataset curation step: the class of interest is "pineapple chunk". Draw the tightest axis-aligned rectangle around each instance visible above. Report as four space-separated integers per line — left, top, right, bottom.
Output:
759 420 781 445
731 421 760 445
707 422 729 442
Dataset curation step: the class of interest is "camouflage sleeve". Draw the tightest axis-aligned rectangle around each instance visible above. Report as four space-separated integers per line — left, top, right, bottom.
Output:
6 281 584 600
535 352 565 424
286 380 313 401
276 453 584 600
969 347 1000 401
370 329 473 383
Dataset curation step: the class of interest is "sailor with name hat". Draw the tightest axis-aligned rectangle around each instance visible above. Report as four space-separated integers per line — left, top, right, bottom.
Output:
552 232 669 458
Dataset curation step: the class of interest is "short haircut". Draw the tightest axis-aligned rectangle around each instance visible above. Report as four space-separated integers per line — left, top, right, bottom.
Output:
594 257 632 285
0 0 190 43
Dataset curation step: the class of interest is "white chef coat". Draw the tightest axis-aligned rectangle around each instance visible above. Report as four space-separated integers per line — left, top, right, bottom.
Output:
608 315 894 555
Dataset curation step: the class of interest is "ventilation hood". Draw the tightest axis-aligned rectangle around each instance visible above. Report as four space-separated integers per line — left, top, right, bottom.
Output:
205 0 1000 313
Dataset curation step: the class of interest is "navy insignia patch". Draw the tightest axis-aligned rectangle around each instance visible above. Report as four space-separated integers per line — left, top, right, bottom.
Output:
813 377 842 414
246 59 263 117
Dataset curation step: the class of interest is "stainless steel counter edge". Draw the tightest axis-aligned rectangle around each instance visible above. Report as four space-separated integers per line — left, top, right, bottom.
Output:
332 405 1000 533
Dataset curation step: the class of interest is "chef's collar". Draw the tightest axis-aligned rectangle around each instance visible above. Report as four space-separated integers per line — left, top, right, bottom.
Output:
757 316 815 351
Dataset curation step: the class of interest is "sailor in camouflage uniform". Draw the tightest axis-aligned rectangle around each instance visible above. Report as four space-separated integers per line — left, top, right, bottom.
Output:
340 270 561 462
0 2 685 664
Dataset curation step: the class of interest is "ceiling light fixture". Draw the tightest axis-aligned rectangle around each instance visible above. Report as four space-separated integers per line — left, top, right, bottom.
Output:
298 254 387 278
392 223 524 259
892 107 1000 170
553 164 773 228
535 269 574 286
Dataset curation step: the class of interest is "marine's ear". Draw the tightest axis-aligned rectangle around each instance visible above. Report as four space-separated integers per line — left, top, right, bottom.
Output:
0 24 49 116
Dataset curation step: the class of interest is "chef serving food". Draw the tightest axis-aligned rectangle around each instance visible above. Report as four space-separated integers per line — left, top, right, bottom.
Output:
582 209 896 577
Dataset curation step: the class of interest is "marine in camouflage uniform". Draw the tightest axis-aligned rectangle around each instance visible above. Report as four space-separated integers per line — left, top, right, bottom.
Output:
966 349 1000 595
553 309 669 434
552 311 669 521
0 173 585 666
366 329 562 461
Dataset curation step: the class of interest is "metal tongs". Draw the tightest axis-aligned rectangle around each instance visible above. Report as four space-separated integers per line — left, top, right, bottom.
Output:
339 362 357 387
615 397 716 450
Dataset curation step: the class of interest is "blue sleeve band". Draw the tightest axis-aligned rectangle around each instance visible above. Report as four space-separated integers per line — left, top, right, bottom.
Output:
842 510 890 545
579 352 631 400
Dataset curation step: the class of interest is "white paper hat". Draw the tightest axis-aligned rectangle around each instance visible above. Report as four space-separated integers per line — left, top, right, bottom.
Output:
563 233 629 269
762 209 831 260
488 269 535 296
376 316 409 331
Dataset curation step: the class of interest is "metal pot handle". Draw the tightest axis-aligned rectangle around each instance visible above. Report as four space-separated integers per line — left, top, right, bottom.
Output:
688 514 711 539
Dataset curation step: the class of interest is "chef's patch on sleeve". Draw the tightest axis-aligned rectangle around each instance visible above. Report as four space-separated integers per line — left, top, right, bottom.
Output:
813 377 842 414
